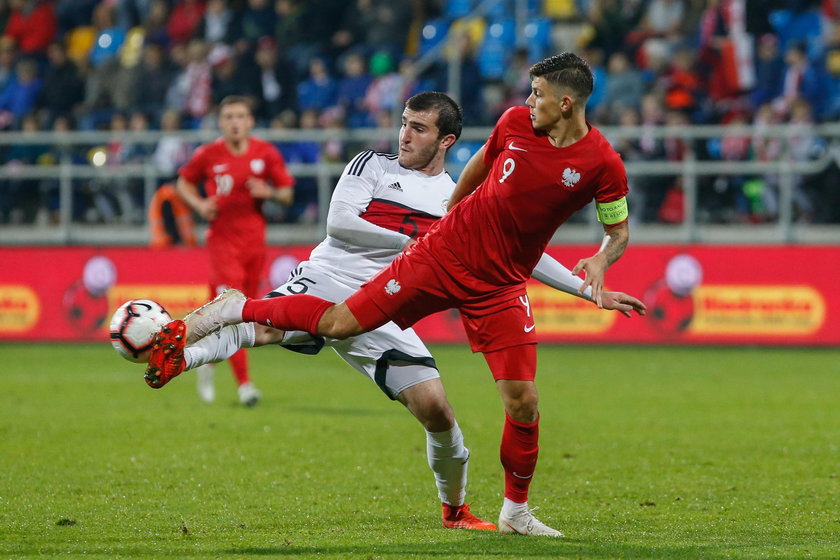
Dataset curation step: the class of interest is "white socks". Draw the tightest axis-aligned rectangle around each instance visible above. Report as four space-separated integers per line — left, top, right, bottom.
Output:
501 497 529 517
184 323 256 370
426 421 469 506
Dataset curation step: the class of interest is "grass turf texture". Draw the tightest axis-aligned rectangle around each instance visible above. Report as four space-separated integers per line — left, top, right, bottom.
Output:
0 343 837 559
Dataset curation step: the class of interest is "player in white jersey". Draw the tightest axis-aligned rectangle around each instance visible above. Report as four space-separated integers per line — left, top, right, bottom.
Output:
146 92 645 532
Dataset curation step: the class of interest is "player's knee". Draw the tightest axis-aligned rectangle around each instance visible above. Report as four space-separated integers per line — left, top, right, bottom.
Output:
500 381 539 423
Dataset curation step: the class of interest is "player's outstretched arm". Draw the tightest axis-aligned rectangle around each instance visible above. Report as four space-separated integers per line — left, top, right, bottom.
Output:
531 253 645 317
447 145 489 211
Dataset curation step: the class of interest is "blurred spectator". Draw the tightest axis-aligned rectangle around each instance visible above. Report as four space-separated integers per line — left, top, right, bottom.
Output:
240 0 275 45
334 0 412 58
0 57 42 127
587 0 645 58
822 25 840 119
152 109 192 178
117 0 154 29
54 0 98 31
273 0 307 68
133 42 177 122
786 97 819 222
36 42 84 124
210 43 259 105
336 52 373 128
168 0 207 45
363 50 401 117
3 0 57 57
167 38 212 125
197 0 240 45
297 57 337 112
0 112 49 223
143 0 171 48
441 31 483 126
582 46 608 115
751 33 785 108
271 111 320 223
0 40 17 92
775 42 822 116
290 0 347 64
639 0 685 42
251 36 298 121
89 2 125 68
598 51 645 121
661 46 703 116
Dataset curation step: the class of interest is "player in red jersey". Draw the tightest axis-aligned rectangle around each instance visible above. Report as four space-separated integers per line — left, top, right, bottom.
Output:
153 54 643 535
176 95 294 406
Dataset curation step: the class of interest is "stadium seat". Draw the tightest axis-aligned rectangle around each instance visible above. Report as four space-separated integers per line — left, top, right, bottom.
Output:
445 0 475 19
419 19 450 56
65 26 96 64
477 39 509 80
523 17 552 60
486 18 516 44
543 0 577 19
119 27 145 69
770 9 823 56
484 0 511 20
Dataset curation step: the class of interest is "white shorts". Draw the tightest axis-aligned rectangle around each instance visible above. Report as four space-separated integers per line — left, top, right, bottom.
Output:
266 261 440 399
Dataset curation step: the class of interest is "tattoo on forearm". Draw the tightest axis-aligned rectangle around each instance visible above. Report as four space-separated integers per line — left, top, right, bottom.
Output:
603 230 628 265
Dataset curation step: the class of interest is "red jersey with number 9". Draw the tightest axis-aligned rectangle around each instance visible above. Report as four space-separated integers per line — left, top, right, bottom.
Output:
422 105 628 289
179 137 294 245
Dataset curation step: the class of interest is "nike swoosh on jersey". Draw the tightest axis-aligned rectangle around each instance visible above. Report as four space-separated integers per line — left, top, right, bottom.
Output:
508 142 528 152
512 471 533 479
523 324 536 332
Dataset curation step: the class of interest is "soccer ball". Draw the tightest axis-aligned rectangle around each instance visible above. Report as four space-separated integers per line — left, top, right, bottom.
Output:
109 300 172 363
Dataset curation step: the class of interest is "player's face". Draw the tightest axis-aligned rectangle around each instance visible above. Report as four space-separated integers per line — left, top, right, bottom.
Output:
526 77 567 131
398 108 444 171
219 102 254 143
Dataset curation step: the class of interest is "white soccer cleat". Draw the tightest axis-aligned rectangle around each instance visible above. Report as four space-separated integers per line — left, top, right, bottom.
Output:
238 381 261 407
498 507 564 537
184 289 247 344
196 364 215 403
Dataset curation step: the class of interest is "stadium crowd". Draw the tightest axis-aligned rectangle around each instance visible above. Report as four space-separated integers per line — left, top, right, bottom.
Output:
1 0 839 226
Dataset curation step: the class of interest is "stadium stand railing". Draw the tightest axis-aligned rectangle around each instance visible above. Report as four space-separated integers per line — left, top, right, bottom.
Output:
0 123 839 246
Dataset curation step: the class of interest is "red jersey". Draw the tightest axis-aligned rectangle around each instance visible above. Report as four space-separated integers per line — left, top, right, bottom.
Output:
179 137 294 245
423 105 627 288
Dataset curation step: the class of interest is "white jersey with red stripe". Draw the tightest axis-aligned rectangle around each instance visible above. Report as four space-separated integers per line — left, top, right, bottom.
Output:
307 150 454 286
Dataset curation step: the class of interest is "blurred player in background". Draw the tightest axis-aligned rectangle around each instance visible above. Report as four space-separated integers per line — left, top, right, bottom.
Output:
176 95 294 406
148 88 644 532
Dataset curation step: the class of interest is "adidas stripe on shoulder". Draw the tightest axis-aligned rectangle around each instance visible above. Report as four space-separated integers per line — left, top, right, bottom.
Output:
346 151 398 177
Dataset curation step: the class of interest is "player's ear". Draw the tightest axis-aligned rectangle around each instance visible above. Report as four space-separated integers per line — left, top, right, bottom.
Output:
439 134 457 150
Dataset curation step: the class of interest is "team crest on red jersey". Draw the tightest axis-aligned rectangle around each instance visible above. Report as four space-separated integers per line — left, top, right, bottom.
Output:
385 279 401 295
561 167 581 188
250 158 265 174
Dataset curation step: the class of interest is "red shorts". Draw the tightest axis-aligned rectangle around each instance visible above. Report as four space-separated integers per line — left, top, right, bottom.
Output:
346 244 538 360
206 237 265 298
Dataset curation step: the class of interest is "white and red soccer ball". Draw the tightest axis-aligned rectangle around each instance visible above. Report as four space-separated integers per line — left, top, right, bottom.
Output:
109 300 171 363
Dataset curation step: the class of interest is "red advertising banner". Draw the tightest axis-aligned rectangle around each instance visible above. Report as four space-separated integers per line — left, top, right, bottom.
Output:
0 245 837 346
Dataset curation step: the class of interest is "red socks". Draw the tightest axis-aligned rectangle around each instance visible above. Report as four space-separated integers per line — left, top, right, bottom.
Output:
500 412 539 502
242 295 333 335
228 348 249 385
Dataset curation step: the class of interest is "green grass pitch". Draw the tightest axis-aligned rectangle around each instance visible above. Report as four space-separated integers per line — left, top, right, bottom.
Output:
1 343 838 559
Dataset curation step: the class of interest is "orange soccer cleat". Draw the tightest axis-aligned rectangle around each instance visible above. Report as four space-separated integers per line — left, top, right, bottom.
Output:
441 503 497 531
144 320 187 388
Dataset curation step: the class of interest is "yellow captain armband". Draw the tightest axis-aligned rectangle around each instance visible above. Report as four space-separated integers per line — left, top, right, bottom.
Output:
596 197 628 224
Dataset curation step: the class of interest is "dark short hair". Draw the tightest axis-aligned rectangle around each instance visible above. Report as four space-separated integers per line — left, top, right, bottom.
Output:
529 52 594 100
405 91 463 141
219 95 255 115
